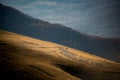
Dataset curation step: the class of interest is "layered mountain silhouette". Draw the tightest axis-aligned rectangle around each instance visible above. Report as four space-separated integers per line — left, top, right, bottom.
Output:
0 3 120 62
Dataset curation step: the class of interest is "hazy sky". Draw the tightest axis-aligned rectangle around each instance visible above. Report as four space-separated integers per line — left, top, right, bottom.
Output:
0 0 120 38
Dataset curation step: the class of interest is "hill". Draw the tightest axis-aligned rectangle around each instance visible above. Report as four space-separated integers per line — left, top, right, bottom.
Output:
0 30 120 80
0 3 120 62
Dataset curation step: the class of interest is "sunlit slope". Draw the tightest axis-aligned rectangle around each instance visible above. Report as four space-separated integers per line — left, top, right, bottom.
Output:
0 30 120 80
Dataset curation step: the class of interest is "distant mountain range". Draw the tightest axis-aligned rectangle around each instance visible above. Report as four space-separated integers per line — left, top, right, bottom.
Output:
0 3 120 62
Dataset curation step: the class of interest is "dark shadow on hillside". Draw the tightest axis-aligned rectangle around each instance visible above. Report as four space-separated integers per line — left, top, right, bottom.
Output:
57 64 93 80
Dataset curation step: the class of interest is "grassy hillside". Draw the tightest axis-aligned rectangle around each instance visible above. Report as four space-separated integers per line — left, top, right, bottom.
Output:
0 30 120 80
1 3 120 62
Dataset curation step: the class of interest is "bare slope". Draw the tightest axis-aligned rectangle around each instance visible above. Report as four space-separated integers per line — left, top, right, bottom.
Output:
0 30 120 80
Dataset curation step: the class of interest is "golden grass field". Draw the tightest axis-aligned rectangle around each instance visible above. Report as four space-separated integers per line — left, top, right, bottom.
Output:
0 30 120 80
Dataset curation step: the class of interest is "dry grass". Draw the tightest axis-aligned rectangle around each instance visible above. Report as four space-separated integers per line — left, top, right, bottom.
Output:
0 30 120 80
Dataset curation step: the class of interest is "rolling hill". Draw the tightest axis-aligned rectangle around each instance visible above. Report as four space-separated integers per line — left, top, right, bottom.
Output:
0 3 120 62
0 30 120 80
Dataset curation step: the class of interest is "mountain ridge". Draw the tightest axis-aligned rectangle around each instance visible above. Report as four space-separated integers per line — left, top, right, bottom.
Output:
0 3 120 62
